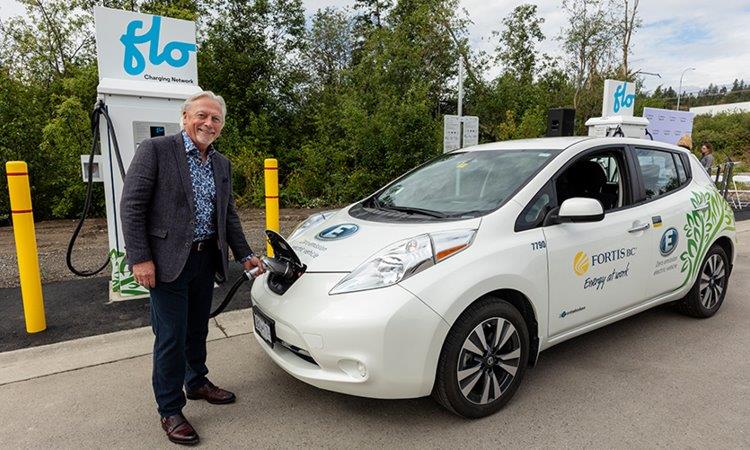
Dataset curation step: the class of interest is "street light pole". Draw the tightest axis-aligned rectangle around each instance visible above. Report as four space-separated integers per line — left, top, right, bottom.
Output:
677 67 695 111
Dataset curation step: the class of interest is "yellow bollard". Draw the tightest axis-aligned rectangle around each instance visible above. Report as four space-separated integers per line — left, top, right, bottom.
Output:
6 161 46 333
264 158 280 256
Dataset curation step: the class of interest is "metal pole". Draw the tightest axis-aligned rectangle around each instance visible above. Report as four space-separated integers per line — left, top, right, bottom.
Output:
6 161 46 333
458 58 463 118
456 58 464 195
676 67 695 110
264 158 279 257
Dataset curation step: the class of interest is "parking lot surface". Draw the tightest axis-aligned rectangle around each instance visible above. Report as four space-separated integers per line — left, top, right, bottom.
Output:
1 225 748 448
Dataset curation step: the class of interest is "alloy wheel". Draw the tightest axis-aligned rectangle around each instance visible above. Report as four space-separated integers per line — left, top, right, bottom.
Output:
456 317 521 405
700 253 726 309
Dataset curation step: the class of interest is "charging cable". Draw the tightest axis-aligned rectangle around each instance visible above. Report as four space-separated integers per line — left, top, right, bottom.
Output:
66 100 126 277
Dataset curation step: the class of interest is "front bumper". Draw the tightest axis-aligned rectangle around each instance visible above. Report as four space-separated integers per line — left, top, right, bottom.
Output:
250 272 450 399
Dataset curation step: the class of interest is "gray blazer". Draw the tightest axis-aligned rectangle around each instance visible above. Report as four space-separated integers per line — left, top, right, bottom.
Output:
120 133 252 283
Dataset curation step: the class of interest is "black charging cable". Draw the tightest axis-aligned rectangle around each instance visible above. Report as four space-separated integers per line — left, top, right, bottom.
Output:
66 100 126 277
209 270 258 318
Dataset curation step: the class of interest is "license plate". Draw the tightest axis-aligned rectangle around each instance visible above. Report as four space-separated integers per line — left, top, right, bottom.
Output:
253 308 275 348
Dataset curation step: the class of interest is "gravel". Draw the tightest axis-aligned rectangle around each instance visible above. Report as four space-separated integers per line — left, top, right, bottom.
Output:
0 208 327 288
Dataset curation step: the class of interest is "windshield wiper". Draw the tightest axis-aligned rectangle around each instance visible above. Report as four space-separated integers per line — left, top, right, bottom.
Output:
380 204 447 218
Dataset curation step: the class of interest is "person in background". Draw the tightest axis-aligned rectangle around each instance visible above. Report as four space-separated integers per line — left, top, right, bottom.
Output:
700 142 715 170
676 134 692 151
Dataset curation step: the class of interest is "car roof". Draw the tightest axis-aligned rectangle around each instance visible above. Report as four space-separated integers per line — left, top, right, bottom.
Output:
459 136 592 152
458 136 691 155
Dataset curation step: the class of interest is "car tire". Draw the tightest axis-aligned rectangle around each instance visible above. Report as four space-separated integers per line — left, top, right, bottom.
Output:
676 244 730 318
432 297 529 418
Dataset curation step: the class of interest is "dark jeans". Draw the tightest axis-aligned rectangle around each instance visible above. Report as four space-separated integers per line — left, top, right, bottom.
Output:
149 246 216 417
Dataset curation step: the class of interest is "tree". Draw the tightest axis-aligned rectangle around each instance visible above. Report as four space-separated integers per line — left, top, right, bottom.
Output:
559 0 616 111
0 69 52 221
196 0 308 204
494 4 545 83
614 0 640 79
286 0 469 205
304 8 353 88
140 0 202 20
0 0 95 83
693 112 750 163
354 0 392 29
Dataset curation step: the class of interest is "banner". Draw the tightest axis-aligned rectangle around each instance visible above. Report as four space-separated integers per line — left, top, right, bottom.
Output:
643 107 694 146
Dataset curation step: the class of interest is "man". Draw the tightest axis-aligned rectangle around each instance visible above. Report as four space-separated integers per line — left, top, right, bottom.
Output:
121 91 264 445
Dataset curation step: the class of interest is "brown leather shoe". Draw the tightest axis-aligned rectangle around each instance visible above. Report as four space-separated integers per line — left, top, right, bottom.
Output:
160 413 199 446
186 381 236 404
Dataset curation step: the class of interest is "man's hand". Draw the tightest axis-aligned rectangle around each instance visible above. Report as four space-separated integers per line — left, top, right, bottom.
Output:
243 256 265 275
133 260 156 288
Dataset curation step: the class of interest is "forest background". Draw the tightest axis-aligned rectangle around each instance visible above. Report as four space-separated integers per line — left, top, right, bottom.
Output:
1 0 749 221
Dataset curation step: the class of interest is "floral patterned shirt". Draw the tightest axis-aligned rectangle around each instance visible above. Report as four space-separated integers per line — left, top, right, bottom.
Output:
182 131 216 242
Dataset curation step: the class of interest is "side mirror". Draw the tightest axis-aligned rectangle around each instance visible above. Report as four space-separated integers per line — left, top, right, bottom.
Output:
557 197 604 223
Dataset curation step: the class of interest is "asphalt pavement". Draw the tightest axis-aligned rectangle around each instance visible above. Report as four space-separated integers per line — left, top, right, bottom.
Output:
0 264 252 352
0 224 748 448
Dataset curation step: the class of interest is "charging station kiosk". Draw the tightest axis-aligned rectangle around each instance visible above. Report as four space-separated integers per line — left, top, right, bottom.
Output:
88 7 201 300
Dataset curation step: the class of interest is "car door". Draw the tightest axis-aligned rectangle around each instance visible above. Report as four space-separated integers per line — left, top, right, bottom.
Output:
630 146 693 299
543 146 653 337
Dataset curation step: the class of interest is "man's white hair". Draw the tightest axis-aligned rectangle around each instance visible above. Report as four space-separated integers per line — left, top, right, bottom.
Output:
180 91 227 128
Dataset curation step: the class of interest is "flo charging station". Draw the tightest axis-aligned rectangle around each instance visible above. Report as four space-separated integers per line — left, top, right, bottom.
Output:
83 7 201 300
586 79 650 138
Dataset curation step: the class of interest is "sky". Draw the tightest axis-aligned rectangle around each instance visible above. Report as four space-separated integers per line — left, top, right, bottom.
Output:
1 0 748 94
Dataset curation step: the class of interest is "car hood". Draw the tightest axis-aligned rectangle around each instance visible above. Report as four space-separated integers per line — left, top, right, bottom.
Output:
287 208 482 272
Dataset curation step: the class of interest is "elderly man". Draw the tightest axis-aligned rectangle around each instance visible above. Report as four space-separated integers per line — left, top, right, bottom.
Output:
121 91 264 445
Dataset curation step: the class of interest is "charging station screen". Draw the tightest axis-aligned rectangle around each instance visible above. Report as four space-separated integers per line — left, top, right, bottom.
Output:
134 121 180 152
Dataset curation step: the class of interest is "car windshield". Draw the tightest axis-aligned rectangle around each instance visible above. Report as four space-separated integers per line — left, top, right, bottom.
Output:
371 150 559 217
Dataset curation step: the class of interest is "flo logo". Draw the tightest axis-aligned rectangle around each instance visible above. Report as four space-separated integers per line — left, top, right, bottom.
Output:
660 227 679 256
573 251 590 276
613 81 635 113
120 16 196 76
317 224 359 241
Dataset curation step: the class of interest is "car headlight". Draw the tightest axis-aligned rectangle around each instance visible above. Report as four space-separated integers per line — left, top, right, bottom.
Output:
329 229 476 295
288 209 339 241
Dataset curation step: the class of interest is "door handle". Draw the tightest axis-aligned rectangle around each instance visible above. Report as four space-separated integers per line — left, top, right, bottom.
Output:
696 203 709 212
628 222 650 233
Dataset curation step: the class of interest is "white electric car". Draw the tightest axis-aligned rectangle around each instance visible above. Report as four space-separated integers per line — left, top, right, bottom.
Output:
250 136 736 418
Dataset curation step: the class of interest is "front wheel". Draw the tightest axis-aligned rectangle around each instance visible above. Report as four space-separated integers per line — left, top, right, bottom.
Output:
432 297 529 418
677 244 730 318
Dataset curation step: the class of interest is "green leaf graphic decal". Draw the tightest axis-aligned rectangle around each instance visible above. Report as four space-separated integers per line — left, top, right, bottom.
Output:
109 249 149 297
679 190 735 288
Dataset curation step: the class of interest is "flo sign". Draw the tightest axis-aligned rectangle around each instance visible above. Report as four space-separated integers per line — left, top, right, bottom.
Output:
94 7 198 85
602 79 636 117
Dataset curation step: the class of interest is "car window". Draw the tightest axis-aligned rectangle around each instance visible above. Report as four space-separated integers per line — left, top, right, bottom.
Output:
516 181 555 232
373 150 559 218
591 155 619 183
555 149 628 212
516 149 629 232
674 153 687 184
635 148 682 200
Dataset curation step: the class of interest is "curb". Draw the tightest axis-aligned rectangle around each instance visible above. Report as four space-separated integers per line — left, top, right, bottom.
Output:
0 308 254 386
